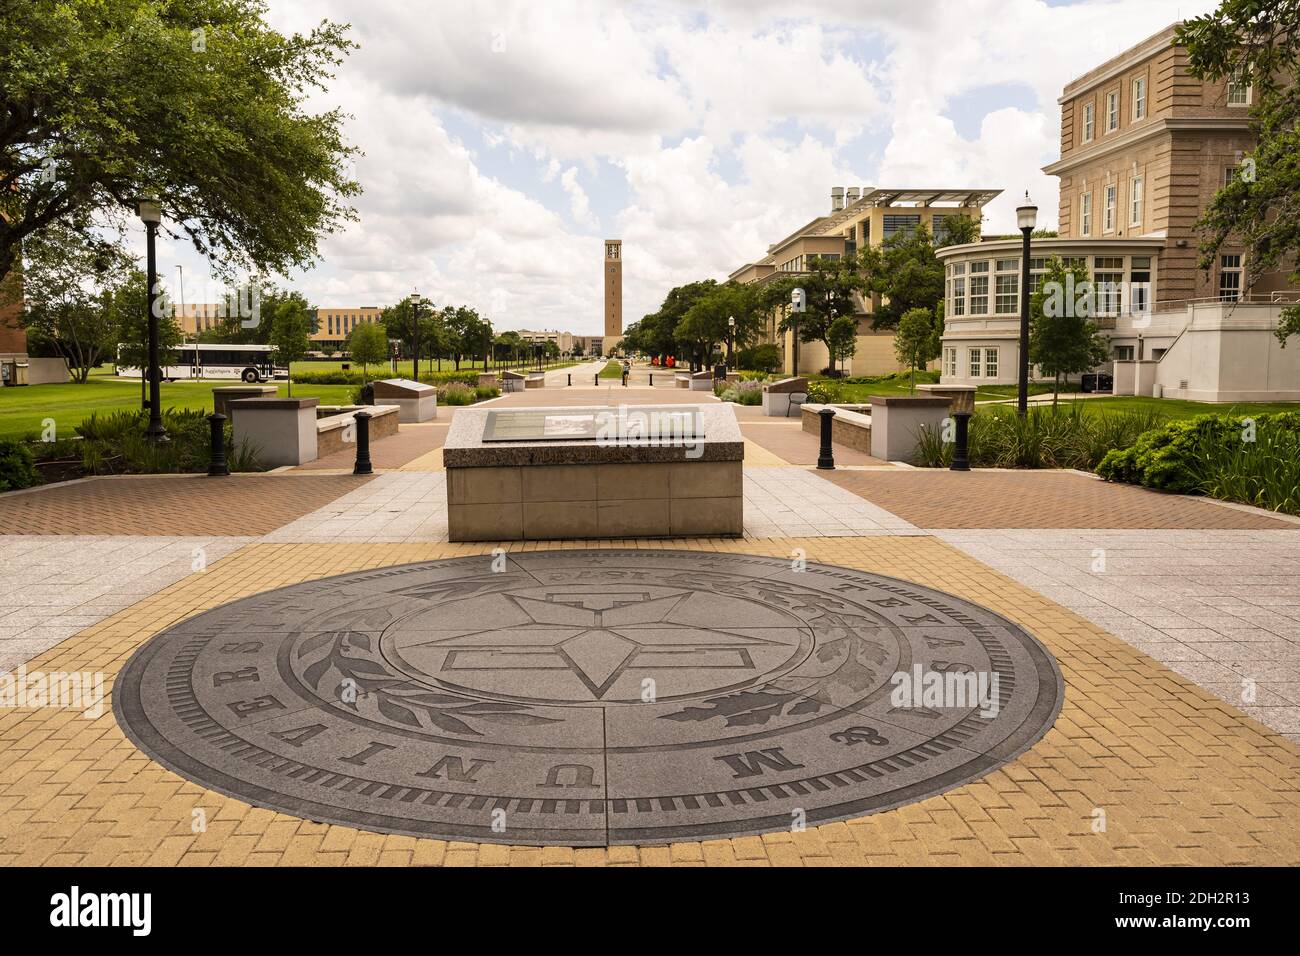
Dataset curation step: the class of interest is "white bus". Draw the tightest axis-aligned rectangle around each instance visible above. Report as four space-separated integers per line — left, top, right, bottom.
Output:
115 343 288 383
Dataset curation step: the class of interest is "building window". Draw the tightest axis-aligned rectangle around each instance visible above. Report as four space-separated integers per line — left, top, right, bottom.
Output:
1113 345 1135 361
1129 177 1143 227
1104 183 1117 233
1132 77 1146 120
969 274 989 315
883 214 922 239
1106 90 1119 132
1095 257 1124 315
984 348 999 378
1080 193 1092 236
1028 258 1049 295
1219 254 1243 300
943 347 957 377
1227 72 1251 106
1082 102 1094 143
1130 256 1152 315
951 277 966 316
995 274 1019 315
968 348 982 378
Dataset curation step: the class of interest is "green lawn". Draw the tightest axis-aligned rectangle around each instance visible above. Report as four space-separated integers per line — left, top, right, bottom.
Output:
1041 395 1300 421
292 358 577 377
598 360 624 379
0 370 354 440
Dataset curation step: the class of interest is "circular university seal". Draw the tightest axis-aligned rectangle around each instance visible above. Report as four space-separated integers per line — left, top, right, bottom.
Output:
114 551 1062 845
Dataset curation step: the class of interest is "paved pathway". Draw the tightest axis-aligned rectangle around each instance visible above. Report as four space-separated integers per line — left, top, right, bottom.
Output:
1 389 1298 866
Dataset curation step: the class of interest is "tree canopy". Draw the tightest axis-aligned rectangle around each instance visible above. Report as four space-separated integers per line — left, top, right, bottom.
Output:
0 0 360 285
1177 0 1300 345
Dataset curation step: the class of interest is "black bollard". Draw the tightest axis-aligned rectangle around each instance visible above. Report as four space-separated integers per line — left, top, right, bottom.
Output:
816 407 836 470
649 373 654 386
594 373 599 386
567 373 571 387
950 411 972 472
353 410 373 476
206 412 229 477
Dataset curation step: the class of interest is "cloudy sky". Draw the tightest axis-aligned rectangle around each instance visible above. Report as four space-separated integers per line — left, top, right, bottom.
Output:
158 0 1214 335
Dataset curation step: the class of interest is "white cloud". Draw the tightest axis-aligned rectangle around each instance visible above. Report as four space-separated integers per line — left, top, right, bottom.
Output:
157 0 1218 335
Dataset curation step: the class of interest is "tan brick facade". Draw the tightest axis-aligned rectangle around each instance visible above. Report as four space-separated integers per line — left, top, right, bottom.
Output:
1046 23 1288 304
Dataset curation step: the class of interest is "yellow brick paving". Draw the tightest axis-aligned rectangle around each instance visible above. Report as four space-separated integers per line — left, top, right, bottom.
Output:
1 536 1297 867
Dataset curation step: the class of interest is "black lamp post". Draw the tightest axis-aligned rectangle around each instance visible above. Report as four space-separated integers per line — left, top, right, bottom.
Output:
727 315 735 369
790 287 805 375
1016 192 1038 417
137 196 168 443
410 291 422 380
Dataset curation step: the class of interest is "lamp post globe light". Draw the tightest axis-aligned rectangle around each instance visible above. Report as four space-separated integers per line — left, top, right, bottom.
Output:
137 196 168 443
1016 192 1038 417
409 291 422 380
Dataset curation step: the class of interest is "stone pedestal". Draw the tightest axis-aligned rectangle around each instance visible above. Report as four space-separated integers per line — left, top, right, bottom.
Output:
213 385 276 419
371 378 437 423
524 372 545 389
501 370 525 392
443 404 743 541
761 377 807 417
916 383 976 414
869 395 950 464
229 397 319 467
689 371 713 392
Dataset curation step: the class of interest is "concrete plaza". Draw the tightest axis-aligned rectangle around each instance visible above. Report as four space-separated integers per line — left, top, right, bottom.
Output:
0 382 1297 865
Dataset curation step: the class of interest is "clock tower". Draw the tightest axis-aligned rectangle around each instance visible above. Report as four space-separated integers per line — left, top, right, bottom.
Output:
603 240 622 347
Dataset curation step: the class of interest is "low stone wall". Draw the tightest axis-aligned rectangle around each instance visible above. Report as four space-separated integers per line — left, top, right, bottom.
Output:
524 373 545 389
801 403 873 453
317 405 400 459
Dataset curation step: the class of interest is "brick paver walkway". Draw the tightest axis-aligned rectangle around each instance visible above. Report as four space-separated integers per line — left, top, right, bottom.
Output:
822 471 1300 530
2 536 1295 866
740 422 884 466
0 475 374 536
292 422 448 472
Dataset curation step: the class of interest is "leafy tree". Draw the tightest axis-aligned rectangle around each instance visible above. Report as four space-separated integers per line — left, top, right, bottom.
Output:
382 297 444 376
347 320 388 381
1029 257 1111 405
861 225 944 330
774 254 865 369
196 281 308 344
643 280 716 366
738 342 781 373
112 268 183 403
677 282 764 369
0 0 360 286
894 307 940 393
934 213 982 248
12 226 179 382
269 299 313 395
826 315 859 375
1177 1 1300 345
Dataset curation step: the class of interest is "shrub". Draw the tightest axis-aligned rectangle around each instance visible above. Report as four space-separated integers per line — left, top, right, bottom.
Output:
474 385 500 400
806 380 846 404
718 379 764 405
71 409 262 475
1098 411 1300 513
915 404 1164 470
0 440 41 491
439 383 475 406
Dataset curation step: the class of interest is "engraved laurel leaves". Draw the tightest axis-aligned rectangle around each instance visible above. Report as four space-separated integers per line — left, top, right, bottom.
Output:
660 576 889 728
296 631 559 737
